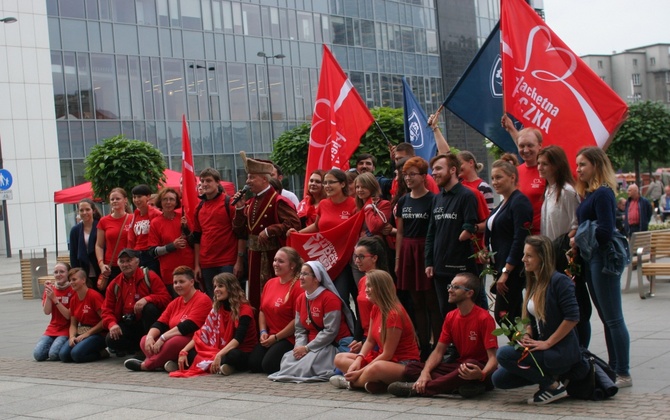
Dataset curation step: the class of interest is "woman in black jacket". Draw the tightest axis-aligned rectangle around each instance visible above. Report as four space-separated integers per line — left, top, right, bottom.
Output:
485 160 533 325
492 235 581 405
69 199 102 288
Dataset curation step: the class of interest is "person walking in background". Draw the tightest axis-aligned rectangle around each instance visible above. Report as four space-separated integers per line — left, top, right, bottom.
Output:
644 174 663 221
659 185 670 222
625 184 653 237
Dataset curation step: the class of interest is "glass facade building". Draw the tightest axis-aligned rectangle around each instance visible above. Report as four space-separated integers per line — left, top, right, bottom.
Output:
47 0 443 196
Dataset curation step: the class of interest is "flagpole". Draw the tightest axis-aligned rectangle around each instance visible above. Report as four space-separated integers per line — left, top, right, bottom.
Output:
374 120 393 147
425 104 444 127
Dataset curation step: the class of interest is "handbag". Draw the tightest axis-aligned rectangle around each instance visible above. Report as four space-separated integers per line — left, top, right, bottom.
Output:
76 325 92 336
97 214 131 291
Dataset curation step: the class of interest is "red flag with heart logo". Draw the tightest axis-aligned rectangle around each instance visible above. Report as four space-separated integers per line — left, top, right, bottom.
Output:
305 45 374 194
500 0 627 163
181 115 198 229
287 211 365 279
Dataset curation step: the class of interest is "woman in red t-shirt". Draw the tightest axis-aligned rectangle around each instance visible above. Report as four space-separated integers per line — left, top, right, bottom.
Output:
288 169 358 325
34 262 73 361
60 268 106 363
95 187 131 293
249 247 303 374
148 188 195 297
124 266 211 372
332 269 420 393
171 273 257 377
296 170 326 228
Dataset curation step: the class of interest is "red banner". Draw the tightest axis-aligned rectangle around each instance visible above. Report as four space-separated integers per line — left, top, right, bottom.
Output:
287 211 365 279
181 115 198 229
305 45 374 194
500 0 627 163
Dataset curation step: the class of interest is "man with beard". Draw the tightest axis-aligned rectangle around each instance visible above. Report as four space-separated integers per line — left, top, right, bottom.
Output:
387 272 498 398
424 153 478 319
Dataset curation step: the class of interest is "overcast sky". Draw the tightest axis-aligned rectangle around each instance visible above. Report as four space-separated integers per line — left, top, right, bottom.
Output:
543 0 670 56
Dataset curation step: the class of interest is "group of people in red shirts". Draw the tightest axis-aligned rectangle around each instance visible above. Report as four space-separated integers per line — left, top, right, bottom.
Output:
34 115 631 404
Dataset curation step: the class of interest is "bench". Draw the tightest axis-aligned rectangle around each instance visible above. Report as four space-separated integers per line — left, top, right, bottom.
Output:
637 230 670 298
624 231 652 292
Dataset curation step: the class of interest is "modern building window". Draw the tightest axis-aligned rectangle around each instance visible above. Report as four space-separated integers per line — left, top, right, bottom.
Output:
597 60 603 69
633 58 638 67
650 57 656 66
632 73 641 86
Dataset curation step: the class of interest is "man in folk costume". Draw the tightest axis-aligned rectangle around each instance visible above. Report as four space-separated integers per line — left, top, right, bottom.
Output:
232 152 301 310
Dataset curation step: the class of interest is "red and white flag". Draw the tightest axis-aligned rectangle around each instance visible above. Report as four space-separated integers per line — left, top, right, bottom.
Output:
288 211 365 280
181 115 198 229
500 0 627 162
305 45 374 193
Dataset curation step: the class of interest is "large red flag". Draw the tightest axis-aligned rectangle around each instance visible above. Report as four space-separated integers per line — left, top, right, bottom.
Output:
181 115 198 229
305 45 374 194
287 211 365 280
500 0 627 164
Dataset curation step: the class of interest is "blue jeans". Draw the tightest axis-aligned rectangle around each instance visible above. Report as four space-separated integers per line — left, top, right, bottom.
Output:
60 334 106 363
585 250 630 376
33 335 68 361
492 345 558 390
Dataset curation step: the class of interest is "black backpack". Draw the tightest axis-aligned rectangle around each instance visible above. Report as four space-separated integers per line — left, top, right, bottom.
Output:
561 348 618 400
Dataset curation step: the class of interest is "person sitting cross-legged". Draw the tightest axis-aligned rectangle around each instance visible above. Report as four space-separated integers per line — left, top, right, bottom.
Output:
388 272 498 398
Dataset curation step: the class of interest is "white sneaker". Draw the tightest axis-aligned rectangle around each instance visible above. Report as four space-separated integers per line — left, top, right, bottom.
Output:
329 374 350 389
164 360 178 373
615 375 633 388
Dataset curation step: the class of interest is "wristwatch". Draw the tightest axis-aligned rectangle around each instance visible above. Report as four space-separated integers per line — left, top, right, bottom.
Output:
501 267 509 274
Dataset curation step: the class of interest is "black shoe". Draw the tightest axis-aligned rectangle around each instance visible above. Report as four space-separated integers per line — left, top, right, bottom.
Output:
364 381 387 394
458 383 486 398
387 381 418 398
528 383 568 405
124 358 143 372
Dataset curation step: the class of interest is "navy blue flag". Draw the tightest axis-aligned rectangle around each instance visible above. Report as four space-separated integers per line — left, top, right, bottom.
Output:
443 21 517 153
402 77 437 165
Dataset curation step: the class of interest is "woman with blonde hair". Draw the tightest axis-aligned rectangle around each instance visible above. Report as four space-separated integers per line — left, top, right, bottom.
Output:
33 262 73 361
458 151 494 211
573 146 631 388
95 187 132 293
171 273 258 377
331 269 419 393
493 235 580 405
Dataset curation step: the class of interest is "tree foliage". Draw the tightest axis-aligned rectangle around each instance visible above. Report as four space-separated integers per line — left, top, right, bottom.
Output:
270 107 405 176
607 101 670 182
84 135 167 201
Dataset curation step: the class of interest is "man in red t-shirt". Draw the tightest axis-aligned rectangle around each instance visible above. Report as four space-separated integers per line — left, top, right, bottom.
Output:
388 272 498 398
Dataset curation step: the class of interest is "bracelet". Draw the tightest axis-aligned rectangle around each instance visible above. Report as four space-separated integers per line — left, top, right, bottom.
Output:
160 334 167 342
356 354 364 359
260 329 268 334
238 252 246 257
432 126 440 131
179 350 188 356
98 259 104 265
53 301 59 306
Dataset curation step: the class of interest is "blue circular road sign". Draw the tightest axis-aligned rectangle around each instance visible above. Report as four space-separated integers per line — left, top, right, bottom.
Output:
0 169 13 191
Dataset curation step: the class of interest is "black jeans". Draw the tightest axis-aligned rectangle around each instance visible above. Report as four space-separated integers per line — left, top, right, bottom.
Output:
106 303 160 353
248 340 293 374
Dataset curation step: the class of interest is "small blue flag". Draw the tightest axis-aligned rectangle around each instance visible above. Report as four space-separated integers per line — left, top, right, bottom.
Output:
402 77 437 166
443 21 518 154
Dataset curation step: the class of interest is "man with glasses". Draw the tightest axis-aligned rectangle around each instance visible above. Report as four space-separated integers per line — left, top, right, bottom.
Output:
387 272 498 398
425 153 479 319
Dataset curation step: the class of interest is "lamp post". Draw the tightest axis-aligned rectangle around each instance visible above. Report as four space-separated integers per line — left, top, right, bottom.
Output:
0 16 15 256
0 17 17 24
257 51 285 141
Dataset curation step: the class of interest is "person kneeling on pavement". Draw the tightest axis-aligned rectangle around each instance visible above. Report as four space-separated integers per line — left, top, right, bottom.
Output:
101 249 171 358
388 272 498 398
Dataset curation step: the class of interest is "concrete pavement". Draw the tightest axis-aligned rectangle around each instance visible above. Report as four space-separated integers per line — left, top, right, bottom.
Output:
0 252 669 419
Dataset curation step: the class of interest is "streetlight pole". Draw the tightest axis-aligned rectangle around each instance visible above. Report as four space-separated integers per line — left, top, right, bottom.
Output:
0 16 16 257
257 51 285 141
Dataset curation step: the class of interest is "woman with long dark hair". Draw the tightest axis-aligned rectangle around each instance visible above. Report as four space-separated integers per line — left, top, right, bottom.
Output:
70 199 102 288
297 170 326 228
493 235 580 405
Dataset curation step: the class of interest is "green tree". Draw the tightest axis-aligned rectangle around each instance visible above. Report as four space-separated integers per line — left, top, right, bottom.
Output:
607 101 670 184
270 107 404 176
84 135 167 201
